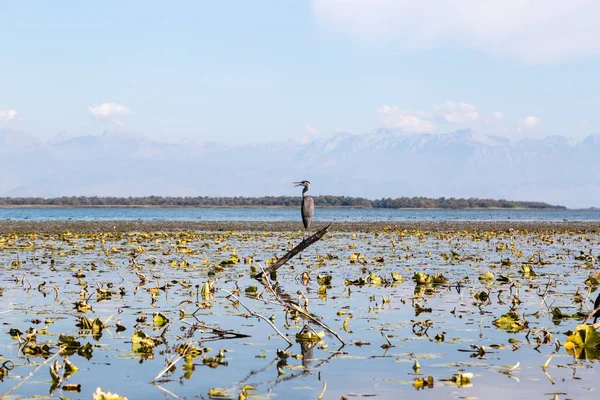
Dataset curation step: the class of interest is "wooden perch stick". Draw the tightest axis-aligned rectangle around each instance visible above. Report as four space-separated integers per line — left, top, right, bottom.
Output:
256 224 331 279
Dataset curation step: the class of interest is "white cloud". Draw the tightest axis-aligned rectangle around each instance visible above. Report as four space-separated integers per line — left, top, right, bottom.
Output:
518 116 541 128
581 119 589 128
433 101 478 123
378 105 434 133
494 112 505 120
378 101 479 132
88 102 132 124
312 0 600 63
0 105 18 121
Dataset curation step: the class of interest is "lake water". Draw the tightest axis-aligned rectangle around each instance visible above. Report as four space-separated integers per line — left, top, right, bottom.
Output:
1 227 599 399
1 207 599 222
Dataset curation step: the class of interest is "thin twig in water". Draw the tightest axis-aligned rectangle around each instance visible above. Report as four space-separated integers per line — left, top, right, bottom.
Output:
542 368 555 385
261 345 343 392
257 263 280 299
221 289 293 346
181 319 251 338
380 331 393 347
238 357 280 385
150 342 191 383
255 276 345 345
286 302 346 346
150 355 184 383
257 267 345 345
317 381 327 400
2 351 61 397
297 290 309 309
0 303 14 315
153 383 184 399
539 277 552 308
253 234 345 346
583 284 592 308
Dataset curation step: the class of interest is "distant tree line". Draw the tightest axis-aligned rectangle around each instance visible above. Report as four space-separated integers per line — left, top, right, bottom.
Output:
370 196 565 209
0 196 566 209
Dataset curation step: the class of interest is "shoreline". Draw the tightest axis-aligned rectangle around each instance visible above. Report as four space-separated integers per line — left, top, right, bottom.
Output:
0 205 569 210
1 220 599 234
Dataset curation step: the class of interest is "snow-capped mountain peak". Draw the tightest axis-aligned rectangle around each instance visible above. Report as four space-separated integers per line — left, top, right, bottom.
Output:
1 128 599 208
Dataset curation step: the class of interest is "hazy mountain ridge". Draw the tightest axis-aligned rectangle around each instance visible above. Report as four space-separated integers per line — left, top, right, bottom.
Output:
1 128 598 208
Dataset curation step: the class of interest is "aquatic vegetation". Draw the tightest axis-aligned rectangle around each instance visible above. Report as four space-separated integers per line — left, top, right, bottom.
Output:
0 227 599 398
564 324 600 359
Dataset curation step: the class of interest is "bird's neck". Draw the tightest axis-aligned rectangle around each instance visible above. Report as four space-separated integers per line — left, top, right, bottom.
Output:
302 187 309 197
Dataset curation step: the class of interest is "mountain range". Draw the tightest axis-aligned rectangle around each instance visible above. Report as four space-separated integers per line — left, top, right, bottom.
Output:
1 128 598 208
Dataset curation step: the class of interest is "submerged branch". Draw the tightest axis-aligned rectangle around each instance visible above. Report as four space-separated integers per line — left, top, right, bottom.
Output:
286 302 346 346
150 344 190 383
252 228 346 346
221 289 293 346
1 352 61 397
182 319 251 339
152 383 184 400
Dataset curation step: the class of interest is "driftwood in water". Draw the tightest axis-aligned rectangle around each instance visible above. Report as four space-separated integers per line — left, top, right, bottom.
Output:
252 223 345 345
255 224 331 279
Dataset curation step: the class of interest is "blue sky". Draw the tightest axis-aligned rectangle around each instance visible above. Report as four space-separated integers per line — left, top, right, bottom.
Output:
1 0 599 143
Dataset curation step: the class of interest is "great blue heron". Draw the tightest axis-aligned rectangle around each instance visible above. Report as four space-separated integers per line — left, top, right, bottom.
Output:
594 292 600 323
294 180 313 238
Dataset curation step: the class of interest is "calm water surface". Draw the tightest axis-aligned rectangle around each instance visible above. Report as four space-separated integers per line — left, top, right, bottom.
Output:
1 229 598 399
1 207 599 221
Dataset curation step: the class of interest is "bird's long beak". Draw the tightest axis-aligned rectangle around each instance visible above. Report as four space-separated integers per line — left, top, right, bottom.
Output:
293 182 303 187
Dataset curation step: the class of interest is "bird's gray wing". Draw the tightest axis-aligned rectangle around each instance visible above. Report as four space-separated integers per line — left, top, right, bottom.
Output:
302 196 314 229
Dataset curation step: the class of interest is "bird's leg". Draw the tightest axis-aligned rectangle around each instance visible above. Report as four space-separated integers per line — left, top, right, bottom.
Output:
303 229 311 242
